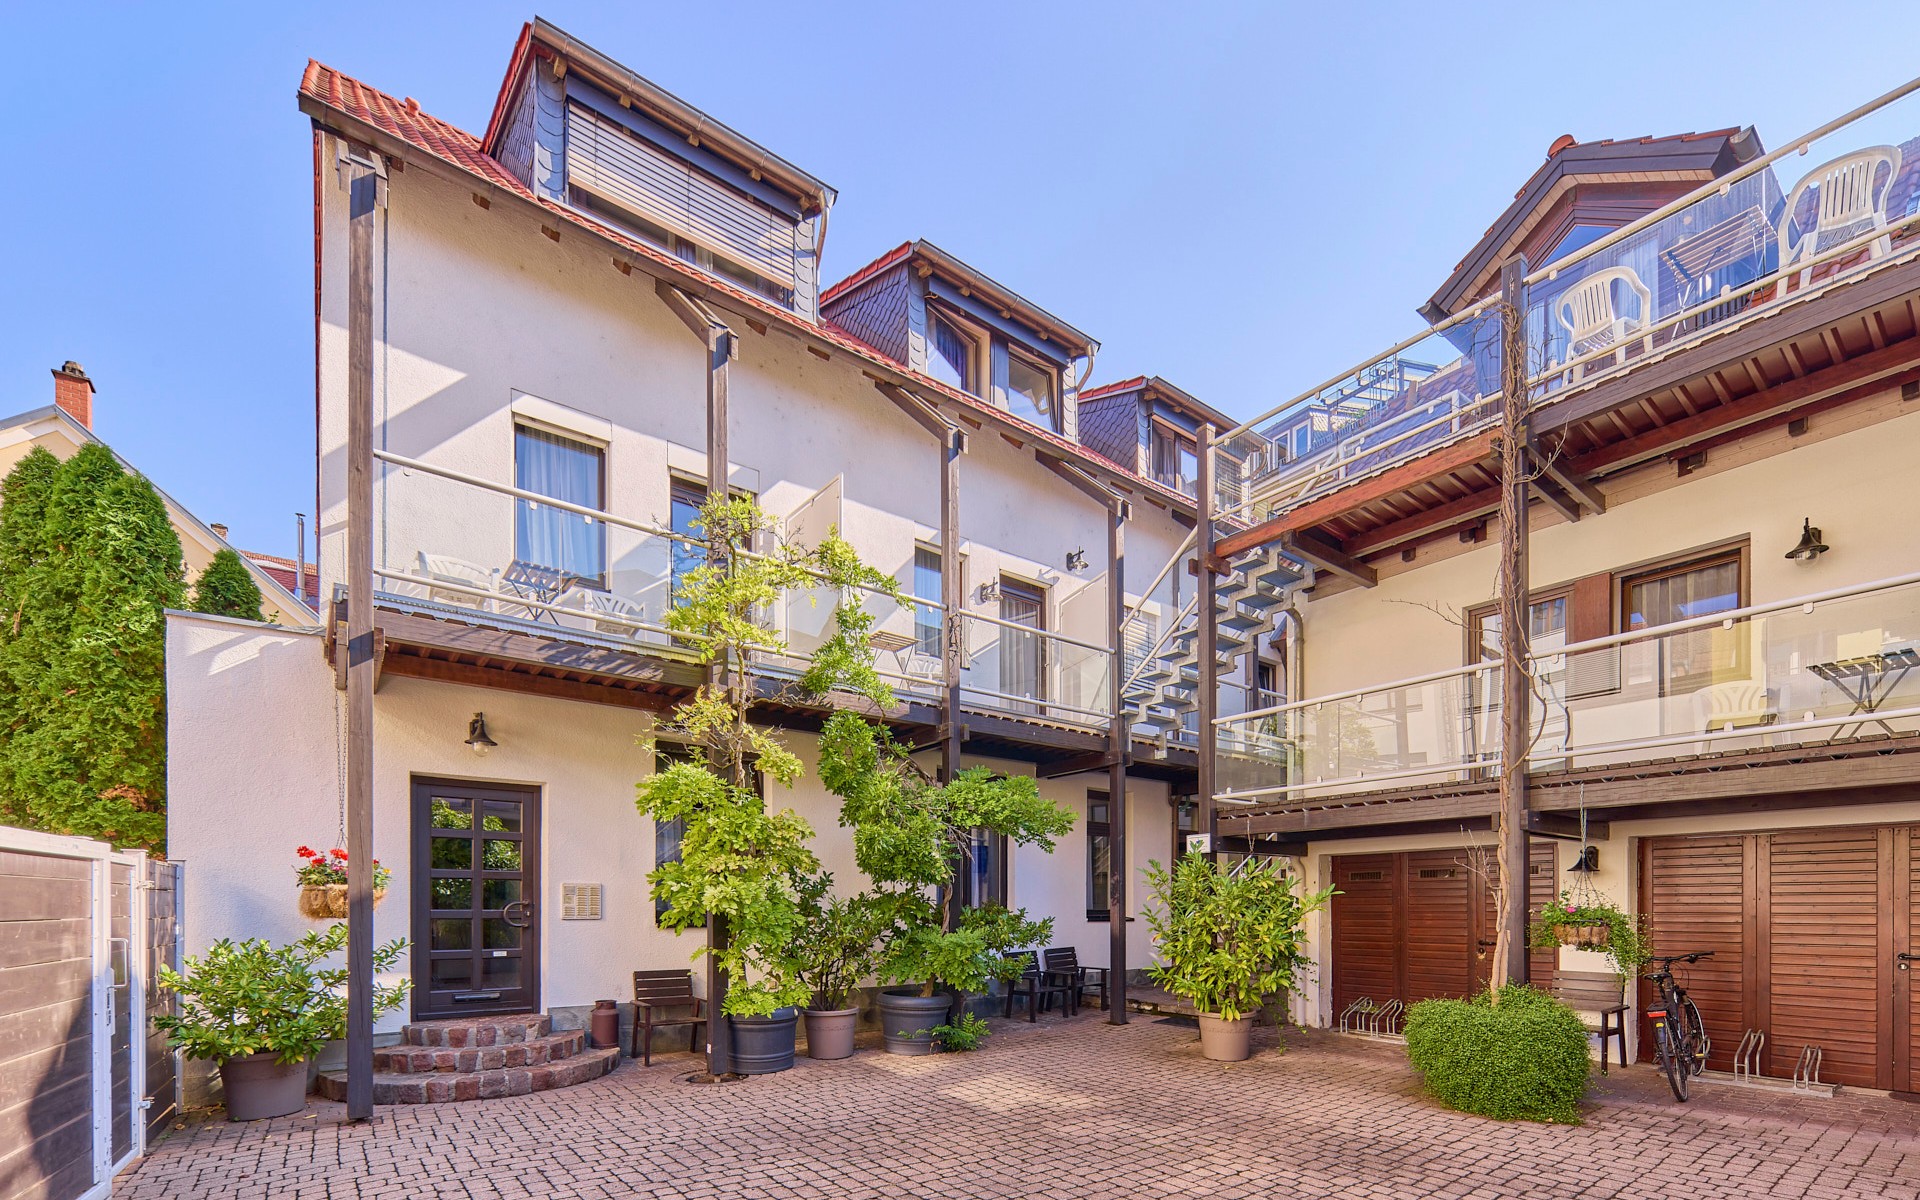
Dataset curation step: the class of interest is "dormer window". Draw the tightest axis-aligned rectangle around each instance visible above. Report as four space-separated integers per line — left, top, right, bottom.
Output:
928 312 979 394
1004 353 1057 431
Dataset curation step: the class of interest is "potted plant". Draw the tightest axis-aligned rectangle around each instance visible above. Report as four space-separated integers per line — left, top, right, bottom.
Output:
1143 854 1333 1062
794 875 900 1059
152 923 408 1120
874 903 1052 1054
817 712 1075 1055
294 845 390 919
636 496 903 1077
1529 891 1650 976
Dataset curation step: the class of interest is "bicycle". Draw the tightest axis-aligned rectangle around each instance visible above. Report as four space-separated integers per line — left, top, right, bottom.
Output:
1642 951 1713 1101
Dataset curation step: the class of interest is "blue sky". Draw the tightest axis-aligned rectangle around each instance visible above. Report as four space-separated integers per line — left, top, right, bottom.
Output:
2 1 1915 556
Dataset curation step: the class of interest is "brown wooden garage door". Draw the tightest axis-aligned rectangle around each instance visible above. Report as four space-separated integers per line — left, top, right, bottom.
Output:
1330 842 1556 1020
1640 823 1918 1092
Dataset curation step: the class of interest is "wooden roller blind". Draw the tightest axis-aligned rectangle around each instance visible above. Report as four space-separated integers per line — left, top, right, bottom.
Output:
565 103 798 289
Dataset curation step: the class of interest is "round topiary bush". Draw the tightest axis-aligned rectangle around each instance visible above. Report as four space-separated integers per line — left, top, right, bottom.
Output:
1404 985 1591 1123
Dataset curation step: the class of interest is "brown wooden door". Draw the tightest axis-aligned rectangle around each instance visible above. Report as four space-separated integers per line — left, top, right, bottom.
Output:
1639 834 1751 1072
412 779 541 1019
1471 841 1558 993
1901 826 1917 1092
1331 842 1558 1019
1329 855 1397 1020
1642 823 1919 1091
1766 828 1883 1085
1405 852 1474 1001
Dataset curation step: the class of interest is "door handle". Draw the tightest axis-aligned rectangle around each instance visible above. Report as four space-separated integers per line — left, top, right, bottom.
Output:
502 900 533 928
1899 952 1919 970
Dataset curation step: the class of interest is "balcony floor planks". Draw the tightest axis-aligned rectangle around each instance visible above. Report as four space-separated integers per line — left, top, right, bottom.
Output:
1233 731 1920 837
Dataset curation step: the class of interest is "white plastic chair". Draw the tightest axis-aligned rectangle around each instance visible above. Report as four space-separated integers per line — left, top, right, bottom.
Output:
569 589 647 639
1555 266 1655 379
1777 145 1903 294
1690 680 1775 733
414 552 500 611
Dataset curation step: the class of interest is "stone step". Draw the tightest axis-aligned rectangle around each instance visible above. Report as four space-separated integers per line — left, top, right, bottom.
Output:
317 1046 619 1105
403 1013 551 1047
374 1027 587 1073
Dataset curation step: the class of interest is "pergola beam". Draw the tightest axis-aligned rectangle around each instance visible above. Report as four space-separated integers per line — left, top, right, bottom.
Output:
1280 530 1376 588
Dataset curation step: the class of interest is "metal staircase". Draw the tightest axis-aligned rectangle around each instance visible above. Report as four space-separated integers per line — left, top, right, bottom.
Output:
1122 542 1312 744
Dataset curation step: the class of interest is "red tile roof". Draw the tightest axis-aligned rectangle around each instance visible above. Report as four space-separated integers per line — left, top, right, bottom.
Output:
819 242 914 305
242 551 320 607
298 61 1186 510
1077 376 1149 402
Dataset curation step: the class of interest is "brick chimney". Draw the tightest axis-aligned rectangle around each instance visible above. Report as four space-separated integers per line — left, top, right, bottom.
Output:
52 362 94 429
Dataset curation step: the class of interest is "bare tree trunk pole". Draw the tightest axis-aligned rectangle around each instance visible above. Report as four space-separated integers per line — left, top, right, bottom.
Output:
1495 257 1532 992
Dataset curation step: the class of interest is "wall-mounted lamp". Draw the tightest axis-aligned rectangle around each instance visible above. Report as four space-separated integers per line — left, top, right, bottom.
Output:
975 580 1001 605
1065 549 1088 571
465 712 498 756
1567 845 1600 873
1784 518 1829 562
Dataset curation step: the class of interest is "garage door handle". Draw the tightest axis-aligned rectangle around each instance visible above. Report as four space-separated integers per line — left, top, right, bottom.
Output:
1900 952 1919 970
1475 939 1497 949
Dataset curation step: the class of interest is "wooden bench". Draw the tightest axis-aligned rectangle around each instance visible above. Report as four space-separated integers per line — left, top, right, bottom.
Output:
1550 970 1629 1074
632 969 707 1066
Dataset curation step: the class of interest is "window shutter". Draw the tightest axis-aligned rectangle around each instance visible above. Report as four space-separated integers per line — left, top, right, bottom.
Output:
565 104 797 290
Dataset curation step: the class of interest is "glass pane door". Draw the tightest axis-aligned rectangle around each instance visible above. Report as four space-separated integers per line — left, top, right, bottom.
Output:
999 578 1045 714
412 780 541 1018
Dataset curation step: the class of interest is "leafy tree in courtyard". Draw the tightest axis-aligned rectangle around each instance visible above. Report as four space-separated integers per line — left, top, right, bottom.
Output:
635 494 900 1018
190 548 265 622
0 442 184 850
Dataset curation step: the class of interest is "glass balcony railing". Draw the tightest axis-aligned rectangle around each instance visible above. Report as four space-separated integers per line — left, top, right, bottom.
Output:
366 449 1117 729
1209 76 1920 537
1213 572 1920 806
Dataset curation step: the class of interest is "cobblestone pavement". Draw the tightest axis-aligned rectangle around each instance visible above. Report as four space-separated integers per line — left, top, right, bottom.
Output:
121 1013 1920 1199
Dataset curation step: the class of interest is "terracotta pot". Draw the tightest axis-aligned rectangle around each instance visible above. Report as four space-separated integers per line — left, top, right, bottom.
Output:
729 1008 798 1075
1196 1013 1253 1062
297 884 386 920
802 1007 859 1060
875 989 952 1056
218 1051 309 1121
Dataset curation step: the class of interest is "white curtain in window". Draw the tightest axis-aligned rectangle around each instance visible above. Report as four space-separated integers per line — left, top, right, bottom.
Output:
515 426 605 580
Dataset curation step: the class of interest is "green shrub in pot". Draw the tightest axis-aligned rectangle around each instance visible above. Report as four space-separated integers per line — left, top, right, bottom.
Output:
817 712 1073 1053
793 875 905 1059
152 923 407 1120
1143 854 1332 1060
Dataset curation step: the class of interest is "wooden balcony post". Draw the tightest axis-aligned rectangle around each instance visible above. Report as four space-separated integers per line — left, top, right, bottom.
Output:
1496 256 1532 989
337 144 386 1122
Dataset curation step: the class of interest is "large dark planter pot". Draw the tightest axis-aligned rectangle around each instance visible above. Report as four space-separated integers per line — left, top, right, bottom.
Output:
729 1007 799 1075
218 1051 309 1121
801 1007 859 1060
875 988 952 1056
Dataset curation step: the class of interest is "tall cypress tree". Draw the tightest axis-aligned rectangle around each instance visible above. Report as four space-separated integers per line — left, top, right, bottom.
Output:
190 548 265 622
0 443 184 850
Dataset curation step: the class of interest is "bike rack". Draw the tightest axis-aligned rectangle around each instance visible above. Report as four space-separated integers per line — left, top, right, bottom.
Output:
1338 997 1373 1035
1792 1045 1824 1092
1368 998 1404 1037
1733 1029 1765 1083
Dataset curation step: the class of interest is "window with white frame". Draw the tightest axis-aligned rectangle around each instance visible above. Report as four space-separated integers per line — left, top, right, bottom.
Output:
514 425 606 585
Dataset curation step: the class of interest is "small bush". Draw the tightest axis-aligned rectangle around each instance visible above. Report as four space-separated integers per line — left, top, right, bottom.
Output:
1404 985 1590 1123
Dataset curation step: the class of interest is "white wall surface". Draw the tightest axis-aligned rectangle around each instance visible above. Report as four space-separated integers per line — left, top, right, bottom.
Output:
167 612 1170 1026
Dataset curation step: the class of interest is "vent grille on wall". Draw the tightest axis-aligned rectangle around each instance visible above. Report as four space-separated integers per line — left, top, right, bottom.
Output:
561 883 603 920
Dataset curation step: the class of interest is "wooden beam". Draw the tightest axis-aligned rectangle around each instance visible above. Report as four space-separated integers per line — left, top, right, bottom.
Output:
1533 448 1606 515
381 652 675 711
1529 477 1584 525
1281 530 1377 588
1105 484 1130 1024
1496 256 1531 989
1196 424 1219 859
874 381 950 439
1213 428 1497 560
1524 811 1608 841
338 144 384 1123
376 608 705 688
1572 335 1920 476
1345 489 1503 557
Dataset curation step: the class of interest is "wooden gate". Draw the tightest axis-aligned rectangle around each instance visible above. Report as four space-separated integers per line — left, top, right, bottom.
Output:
1330 841 1556 1021
0 825 180 1200
1641 823 1918 1092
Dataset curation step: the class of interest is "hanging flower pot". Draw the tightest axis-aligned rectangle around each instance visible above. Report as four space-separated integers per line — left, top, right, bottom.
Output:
1550 921 1610 950
297 884 389 920
294 847 390 920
